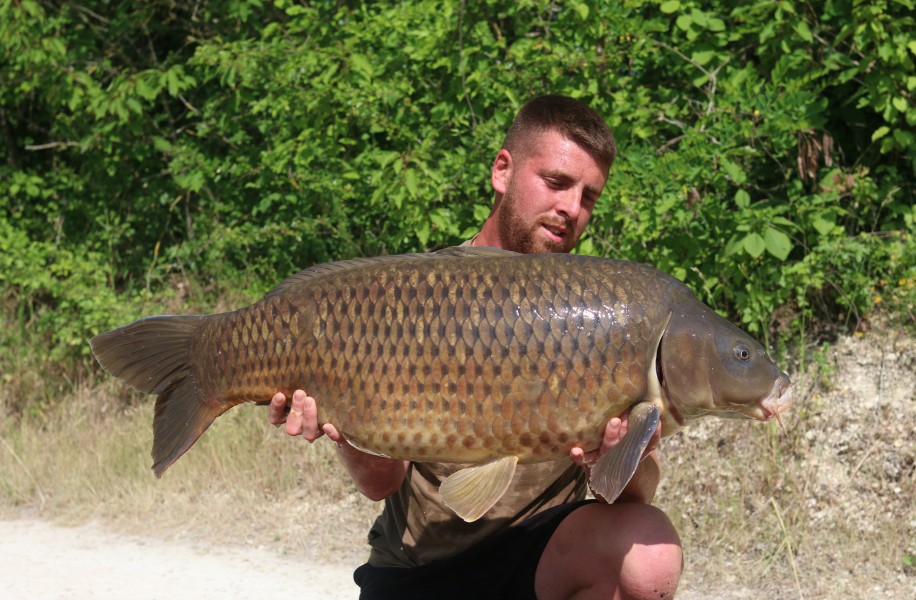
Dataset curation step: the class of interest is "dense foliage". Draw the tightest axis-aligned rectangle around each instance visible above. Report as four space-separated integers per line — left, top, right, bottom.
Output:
1 0 913 365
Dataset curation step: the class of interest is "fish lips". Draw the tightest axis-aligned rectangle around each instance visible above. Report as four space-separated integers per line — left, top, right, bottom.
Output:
758 374 794 432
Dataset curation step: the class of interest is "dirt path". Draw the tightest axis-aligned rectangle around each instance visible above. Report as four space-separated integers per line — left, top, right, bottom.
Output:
0 519 359 600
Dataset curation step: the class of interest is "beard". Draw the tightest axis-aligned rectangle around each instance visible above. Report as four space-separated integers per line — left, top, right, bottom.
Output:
496 189 574 254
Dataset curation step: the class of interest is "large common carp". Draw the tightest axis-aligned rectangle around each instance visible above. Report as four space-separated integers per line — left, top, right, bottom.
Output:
91 247 792 522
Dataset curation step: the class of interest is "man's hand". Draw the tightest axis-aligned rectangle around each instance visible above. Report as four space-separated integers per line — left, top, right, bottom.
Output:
568 409 662 504
267 389 407 500
269 389 342 443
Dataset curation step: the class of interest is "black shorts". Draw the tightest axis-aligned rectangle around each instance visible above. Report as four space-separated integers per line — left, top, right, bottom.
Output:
353 499 596 600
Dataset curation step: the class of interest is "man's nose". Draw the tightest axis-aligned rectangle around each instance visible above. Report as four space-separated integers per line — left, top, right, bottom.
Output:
555 189 583 220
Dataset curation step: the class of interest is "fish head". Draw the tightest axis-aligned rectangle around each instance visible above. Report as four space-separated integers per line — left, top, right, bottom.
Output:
658 308 793 428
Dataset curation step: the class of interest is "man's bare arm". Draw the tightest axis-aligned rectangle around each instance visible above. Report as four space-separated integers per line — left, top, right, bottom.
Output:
269 390 408 501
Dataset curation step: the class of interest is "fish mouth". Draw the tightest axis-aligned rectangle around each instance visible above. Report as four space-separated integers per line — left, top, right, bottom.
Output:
758 375 794 433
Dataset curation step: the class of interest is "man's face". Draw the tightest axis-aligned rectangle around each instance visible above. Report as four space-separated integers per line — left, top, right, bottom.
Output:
492 129 609 254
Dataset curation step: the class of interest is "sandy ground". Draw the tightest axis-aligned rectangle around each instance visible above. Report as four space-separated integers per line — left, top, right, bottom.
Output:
0 519 360 600
0 517 752 600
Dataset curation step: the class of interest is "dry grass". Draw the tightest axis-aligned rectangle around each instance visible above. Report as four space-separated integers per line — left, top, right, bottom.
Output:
0 378 380 564
1 330 914 598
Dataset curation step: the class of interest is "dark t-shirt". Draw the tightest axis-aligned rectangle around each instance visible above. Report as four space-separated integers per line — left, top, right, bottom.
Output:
366 460 587 567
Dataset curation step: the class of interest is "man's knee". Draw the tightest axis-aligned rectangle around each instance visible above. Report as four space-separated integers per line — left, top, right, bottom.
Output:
537 502 682 600
602 503 682 600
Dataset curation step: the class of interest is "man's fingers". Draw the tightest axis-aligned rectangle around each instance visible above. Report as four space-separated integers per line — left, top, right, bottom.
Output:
599 417 624 455
300 392 323 442
569 446 588 466
323 423 342 443
285 390 307 437
268 392 289 426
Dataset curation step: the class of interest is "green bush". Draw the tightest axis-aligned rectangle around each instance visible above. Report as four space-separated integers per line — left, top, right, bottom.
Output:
1 0 913 373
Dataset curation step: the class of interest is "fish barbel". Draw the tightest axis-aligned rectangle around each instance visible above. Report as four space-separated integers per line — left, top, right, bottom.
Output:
90 247 793 521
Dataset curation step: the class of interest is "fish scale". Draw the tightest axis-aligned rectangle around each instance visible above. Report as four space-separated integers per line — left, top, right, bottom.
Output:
90 247 792 522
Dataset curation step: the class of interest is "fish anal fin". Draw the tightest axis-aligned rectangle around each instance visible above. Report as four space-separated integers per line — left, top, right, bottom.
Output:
588 402 661 503
439 456 519 523
343 436 394 459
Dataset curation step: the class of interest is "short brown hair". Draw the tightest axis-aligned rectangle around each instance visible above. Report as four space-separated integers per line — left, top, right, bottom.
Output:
502 95 617 168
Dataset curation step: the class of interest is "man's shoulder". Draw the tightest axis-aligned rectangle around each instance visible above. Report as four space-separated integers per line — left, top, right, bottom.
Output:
459 233 480 247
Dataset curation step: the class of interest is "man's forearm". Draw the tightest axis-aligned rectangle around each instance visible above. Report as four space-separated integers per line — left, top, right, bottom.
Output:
335 442 409 501
616 451 661 504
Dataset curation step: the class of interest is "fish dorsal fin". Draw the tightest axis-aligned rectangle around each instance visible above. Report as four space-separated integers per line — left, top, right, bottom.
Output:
588 402 660 503
435 245 519 258
265 247 519 299
265 254 430 299
439 455 519 522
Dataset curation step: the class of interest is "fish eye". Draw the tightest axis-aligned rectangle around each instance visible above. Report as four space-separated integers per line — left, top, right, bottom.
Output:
735 345 751 361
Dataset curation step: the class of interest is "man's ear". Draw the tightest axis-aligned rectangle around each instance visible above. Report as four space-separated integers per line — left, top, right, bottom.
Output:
491 148 513 195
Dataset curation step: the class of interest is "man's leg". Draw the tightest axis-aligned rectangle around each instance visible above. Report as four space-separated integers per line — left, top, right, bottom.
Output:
534 502 682 600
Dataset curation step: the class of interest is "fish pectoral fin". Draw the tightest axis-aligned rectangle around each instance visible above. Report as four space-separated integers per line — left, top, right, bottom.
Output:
439 456 519 523
588 402 661 503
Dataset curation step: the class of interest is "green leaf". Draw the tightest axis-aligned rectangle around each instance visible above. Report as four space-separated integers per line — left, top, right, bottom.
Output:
405 169 418 198
676 14 693 31
21 0 41 17
893 128 915 147
872 126 890 141
764 227 792 261
660 1 680 14
165 69 180 96
721 157 747 184
571 1 589 20
706 17 726 32
350 54 373 79
735 189 750 209
743 233 766 258
892 97 908 113
416 220 430 246
692 50 715 66
794 21 813 43
812 210 836 236
152 137 173 153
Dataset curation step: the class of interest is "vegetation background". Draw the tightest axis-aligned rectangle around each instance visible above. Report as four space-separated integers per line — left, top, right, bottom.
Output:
1 1 913 598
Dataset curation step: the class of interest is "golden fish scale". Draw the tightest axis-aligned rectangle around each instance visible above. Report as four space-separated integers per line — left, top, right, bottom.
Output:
190 254 673 464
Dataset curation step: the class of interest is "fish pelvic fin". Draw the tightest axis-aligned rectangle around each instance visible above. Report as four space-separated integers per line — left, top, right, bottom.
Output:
588 402 661 503
439 456 519 522
90 315 216 477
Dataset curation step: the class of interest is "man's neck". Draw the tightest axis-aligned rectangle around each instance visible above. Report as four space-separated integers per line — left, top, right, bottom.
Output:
471 219 503 249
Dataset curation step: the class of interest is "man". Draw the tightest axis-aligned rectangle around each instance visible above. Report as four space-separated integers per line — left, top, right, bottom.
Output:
269 96 683 599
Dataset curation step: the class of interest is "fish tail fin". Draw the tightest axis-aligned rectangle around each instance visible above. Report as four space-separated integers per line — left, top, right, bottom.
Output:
90 315 217 477
151 368 218 477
